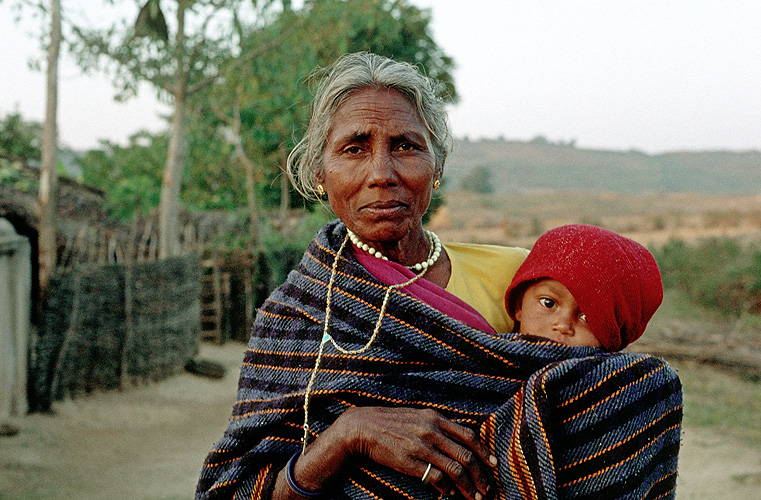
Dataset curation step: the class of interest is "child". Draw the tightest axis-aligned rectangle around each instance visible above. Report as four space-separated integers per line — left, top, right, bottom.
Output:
505 224 663 351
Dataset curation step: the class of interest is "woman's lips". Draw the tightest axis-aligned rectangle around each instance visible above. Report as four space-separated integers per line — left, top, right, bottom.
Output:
361 201 408 215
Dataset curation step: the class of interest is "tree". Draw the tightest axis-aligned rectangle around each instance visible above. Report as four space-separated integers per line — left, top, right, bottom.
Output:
460 165 494 194
4 0 65 302
0 112 42 163
205 0 456 230
71 0 289 257
78 131 166 219
37 0 61 303
76 0 456 246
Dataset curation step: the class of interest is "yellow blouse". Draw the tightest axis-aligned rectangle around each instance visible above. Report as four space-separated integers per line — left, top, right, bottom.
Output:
443 242 529 333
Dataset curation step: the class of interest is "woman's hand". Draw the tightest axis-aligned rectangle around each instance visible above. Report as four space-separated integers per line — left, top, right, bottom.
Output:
279 406 497 500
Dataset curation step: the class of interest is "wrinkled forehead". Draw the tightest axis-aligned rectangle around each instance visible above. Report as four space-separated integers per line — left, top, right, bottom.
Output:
328 87 428 135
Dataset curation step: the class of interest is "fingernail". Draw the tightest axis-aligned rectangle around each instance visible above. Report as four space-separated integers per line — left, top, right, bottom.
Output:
489 455 498 466
475 493 483 500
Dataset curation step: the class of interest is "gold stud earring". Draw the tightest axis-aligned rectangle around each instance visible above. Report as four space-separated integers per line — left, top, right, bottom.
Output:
317 184 325 197
433 179 441 191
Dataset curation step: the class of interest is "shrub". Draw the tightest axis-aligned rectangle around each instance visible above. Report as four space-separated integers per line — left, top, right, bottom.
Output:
652 238 761 317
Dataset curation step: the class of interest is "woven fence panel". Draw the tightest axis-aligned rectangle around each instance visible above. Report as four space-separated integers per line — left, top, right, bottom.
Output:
30 255 200 412
126 256 200 380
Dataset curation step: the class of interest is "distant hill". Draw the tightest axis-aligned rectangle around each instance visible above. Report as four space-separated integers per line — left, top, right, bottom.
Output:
443 138 761 194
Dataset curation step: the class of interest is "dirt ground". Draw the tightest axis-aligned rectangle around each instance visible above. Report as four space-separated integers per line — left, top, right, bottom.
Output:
1 342 760 500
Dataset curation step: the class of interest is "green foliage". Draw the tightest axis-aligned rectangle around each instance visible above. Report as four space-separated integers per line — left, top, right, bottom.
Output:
0 112 42 191
69 0 271 101
74 0 456 235
652 238 761 316
77 132 167 219
303 0 457 101
182 110 247 211
261 209 334 251
0 159 38 192
0 111 41 162
205 206 334 253
200 0 457 210
77 112 255 216
460 165 494 194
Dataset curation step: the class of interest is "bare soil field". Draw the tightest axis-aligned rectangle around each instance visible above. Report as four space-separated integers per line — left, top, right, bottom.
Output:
429 191 761 249
1 342 760 500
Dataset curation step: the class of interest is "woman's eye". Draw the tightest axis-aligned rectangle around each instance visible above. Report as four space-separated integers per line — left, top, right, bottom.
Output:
539 297 555 309
397 141 418 151
579 313 588 322
343 145 363 155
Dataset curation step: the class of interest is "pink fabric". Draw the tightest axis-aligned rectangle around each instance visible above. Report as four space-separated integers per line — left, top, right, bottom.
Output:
352 245 496 334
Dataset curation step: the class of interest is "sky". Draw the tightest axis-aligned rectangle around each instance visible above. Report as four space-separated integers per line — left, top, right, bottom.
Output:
1 0 760 153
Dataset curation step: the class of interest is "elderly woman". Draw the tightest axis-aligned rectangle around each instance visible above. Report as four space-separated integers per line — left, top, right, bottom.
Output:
196 53 682 500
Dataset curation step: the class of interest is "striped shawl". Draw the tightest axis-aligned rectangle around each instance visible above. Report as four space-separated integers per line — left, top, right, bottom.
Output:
196 221 682 500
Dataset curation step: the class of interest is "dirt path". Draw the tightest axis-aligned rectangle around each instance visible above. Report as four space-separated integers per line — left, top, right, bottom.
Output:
0 342 246 500
1 342 760 500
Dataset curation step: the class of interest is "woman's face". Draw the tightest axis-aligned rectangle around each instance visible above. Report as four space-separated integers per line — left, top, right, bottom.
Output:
317 86 437 251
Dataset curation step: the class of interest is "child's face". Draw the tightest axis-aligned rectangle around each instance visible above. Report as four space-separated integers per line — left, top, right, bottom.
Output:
515 279 602 348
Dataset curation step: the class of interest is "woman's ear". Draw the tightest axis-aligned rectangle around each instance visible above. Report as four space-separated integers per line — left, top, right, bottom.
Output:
314 173 327 199
314 172 325 187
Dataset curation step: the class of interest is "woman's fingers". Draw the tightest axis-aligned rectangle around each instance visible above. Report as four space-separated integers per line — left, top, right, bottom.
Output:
439 416 498 470
433 416 497 497
417 460 453 497
340 407 494 500
420 438 487 499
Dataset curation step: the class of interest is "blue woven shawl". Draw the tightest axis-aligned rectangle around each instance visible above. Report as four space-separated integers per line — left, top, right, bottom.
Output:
196 221 682 500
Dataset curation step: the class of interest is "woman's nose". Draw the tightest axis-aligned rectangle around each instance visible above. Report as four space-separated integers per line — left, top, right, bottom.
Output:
366 150 399 186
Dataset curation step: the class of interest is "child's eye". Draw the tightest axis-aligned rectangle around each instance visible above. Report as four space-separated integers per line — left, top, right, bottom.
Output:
579 313 588 322
539 297 555 309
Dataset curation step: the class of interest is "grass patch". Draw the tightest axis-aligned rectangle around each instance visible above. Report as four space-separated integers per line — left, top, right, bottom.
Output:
647 288 761 346
652 288 727 323
0 484 57 500
646 288 761 445
672 360 761 446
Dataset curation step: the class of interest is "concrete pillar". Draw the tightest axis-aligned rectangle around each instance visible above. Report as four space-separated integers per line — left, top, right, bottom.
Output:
0 218 31 421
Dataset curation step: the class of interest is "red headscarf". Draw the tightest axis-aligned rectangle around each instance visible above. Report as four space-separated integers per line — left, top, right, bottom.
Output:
505 224 663 351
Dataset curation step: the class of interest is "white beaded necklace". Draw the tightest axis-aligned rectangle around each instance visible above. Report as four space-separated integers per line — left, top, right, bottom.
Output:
346 228 442 271
301 230 440 451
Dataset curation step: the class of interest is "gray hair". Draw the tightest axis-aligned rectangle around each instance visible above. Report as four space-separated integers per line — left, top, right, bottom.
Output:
287 52 452 201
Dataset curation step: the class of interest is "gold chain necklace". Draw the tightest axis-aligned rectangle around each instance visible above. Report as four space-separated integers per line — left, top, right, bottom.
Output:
301 233 434 451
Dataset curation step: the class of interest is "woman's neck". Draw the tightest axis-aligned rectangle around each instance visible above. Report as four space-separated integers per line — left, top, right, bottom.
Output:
347 227 434 269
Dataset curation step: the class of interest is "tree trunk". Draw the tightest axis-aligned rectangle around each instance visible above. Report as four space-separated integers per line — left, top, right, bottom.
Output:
231 99 260 246
158 4 187 259
278 145 290 228
158 92 187 258
38 0 61 303
244 153 260 246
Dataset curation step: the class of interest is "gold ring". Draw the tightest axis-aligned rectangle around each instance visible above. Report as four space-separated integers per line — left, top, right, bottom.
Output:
421 463 433 484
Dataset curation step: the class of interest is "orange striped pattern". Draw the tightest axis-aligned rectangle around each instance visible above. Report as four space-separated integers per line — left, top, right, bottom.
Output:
196 221 682 500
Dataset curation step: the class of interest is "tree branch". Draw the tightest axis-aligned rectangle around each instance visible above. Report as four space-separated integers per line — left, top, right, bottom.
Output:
186 13 304 96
